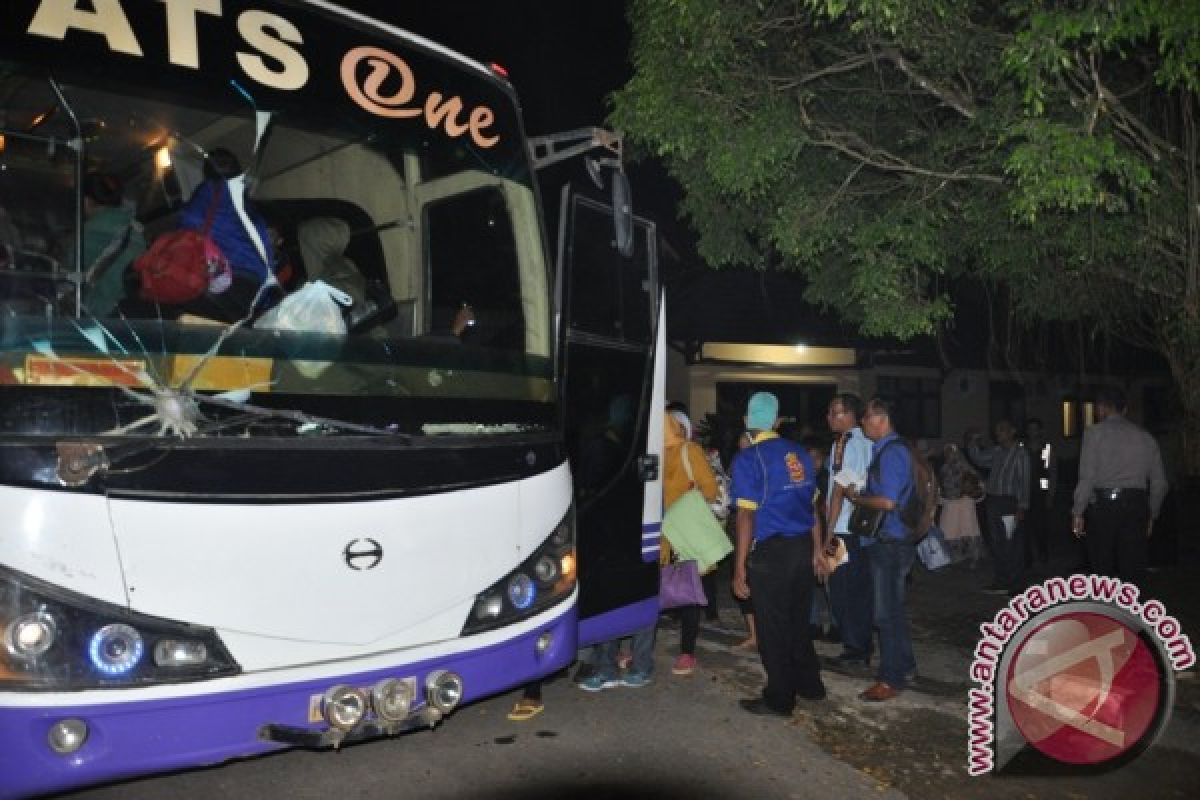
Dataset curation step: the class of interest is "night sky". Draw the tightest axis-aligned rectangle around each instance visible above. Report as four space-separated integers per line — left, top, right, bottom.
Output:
338 2 814 347
342 2 632 134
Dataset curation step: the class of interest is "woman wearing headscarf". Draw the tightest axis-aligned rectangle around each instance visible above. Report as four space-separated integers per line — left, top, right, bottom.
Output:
662 409 719 675
939 443 985 566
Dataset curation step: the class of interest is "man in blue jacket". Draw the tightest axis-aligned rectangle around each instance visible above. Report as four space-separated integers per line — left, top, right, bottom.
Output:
731 392 830 716
845 396 917 702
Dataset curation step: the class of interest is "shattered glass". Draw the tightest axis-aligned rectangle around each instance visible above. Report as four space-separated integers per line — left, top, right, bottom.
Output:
0 60 554 477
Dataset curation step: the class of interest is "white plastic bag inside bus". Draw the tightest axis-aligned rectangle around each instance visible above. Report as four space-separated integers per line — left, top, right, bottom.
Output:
254 280 352 378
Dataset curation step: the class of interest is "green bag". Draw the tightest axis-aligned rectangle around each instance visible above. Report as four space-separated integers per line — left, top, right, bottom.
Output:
662 448 733 573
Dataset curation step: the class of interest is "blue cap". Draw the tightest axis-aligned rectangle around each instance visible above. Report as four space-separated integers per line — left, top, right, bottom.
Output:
746 391 779 431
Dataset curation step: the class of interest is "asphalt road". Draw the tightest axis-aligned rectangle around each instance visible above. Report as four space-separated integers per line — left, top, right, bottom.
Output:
57 552 1200 800
58 626 895 800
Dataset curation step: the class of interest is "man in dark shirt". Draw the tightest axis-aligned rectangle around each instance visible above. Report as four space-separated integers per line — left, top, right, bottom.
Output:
731 392 829 716
845 397 917 702
1071 387 1168 586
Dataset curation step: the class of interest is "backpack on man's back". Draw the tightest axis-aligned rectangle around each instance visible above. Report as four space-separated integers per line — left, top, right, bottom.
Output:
899 445 939 544
867 438 940 544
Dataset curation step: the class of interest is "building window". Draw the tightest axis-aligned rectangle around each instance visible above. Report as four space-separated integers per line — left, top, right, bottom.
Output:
1062 398 1095 438
876 376 941 438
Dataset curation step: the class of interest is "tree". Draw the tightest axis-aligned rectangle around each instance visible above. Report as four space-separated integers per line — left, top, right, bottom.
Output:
610 0 1200 472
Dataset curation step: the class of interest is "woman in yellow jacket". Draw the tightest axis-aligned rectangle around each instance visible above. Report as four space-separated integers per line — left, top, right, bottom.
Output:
662 410 719 675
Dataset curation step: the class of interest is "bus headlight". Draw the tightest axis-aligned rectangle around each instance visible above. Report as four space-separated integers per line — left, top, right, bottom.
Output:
461 508 575 636
0 565 239 690
507 574 536 610
89 624 144 676
4 611 57 659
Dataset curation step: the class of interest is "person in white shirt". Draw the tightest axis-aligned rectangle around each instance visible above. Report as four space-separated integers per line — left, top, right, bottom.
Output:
825 393 875 667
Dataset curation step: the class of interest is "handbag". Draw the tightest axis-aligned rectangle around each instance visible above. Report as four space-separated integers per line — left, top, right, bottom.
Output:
848 504 884 538
661 446 734 573
134 184 229 304
659 559 707 609
916 526 952 570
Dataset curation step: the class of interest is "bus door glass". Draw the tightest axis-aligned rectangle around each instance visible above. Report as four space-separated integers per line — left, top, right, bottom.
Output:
558 190 660 641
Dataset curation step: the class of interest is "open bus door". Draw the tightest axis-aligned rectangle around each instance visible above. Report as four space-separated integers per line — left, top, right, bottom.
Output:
557 188 664 647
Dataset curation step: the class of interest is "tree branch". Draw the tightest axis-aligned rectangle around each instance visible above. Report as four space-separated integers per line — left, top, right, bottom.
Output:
875 46 977 119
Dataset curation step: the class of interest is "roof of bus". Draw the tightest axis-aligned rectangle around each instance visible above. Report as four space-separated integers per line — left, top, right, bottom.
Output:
306 0 498 80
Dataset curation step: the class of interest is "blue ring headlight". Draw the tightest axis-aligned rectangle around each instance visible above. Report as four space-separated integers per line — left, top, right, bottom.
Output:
89 623 144 675
506 574 536 610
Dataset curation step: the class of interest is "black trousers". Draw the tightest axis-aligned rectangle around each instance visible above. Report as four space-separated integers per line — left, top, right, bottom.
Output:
1024 489 1050 565
985 495 1025 590
1085 491 1149 587
746 535 824 711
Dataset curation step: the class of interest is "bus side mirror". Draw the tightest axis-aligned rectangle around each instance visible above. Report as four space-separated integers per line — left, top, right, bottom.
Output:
586 156 634 258
612 169 634 258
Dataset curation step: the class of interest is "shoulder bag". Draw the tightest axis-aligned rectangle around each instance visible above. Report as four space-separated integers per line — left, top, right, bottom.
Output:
661 445 733 573
134 184 229 304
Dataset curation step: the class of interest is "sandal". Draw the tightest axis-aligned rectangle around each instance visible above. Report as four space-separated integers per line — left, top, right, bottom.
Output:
506 699 545 721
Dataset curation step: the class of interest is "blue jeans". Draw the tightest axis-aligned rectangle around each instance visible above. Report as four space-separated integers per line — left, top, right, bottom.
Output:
828 533 874 659
595 626 656 678
867 539 917 687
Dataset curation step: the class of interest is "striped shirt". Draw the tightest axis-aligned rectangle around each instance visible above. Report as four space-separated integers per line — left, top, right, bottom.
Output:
969 442 1030 510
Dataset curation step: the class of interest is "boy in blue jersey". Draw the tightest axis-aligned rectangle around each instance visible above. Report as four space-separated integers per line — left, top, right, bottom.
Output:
731 392 830 716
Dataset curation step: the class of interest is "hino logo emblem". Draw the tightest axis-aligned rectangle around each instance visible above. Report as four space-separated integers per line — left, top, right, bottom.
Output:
343 538 383 571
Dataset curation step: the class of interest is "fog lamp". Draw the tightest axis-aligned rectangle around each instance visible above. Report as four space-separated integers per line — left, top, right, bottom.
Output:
47 719 88 755
536 631 553 655
322 685 368 731
372 677 416 722
4 611 57 659
425 670 464 713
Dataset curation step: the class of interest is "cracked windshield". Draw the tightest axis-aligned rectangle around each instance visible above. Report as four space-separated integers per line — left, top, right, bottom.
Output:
0 60 551 439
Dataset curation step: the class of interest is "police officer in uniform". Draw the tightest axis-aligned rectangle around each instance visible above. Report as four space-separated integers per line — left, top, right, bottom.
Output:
1071 386 1168 586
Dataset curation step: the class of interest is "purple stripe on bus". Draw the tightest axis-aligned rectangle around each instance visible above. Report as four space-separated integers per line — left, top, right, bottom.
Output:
0 605 577 799
577 596 658 648
642 521 661 532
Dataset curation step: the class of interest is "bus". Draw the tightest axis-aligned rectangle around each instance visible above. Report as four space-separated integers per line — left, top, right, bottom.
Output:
0 2 663 795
